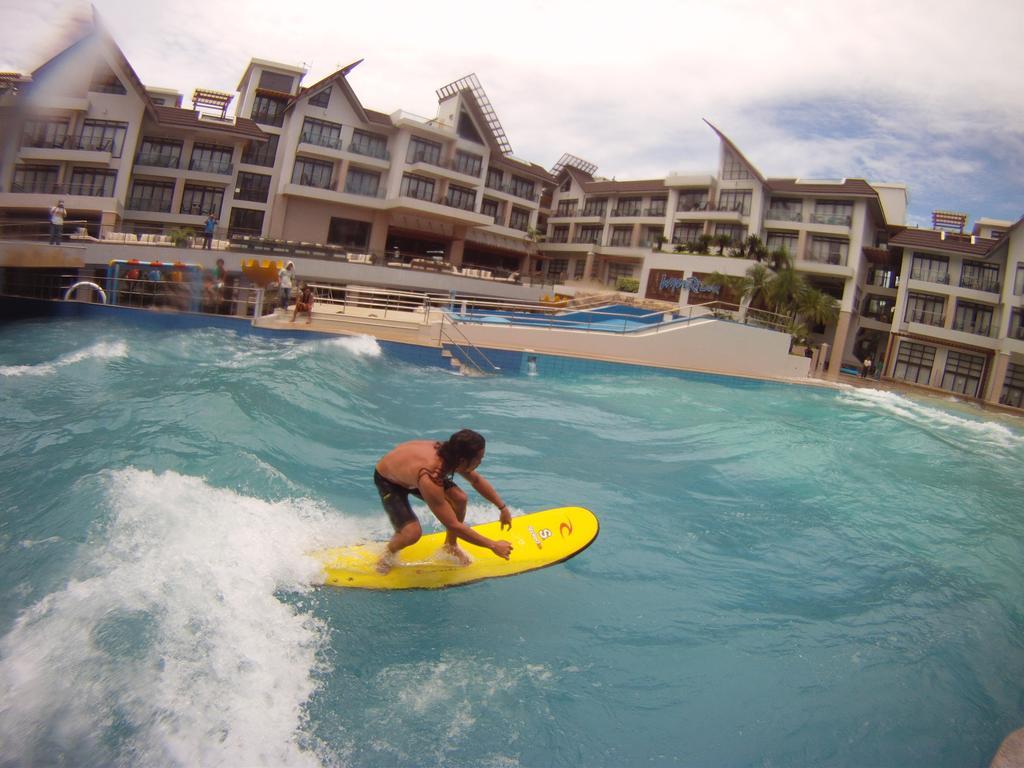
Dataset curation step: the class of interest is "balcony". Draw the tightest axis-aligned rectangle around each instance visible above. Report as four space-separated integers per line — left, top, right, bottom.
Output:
126 198 172 213
443 196 477 212
959 275 1001 293
348 141 390 161
448 159 483 178
906 309 945 327
484 180 539 202
580 207 607 218
861 309 895 323
10 181 114 197
610 207 643 217
342 184 386 199
804 252 847 266
293 175 336 192
548 233 569 244
135 153 181 169
300 131 344 151
406 150 445 168
810 212 852 226
951 319 993 337
766 208 802 222
573 236 602 246
188 158 233 175
910 270 950 285
251 109 284 127
644 207 666 217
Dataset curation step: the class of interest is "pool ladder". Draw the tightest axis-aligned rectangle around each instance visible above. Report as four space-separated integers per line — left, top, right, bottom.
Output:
439 315 500 376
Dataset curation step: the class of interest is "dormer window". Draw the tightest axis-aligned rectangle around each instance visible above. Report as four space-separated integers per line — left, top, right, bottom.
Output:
457 111 484 144
309 88 331 108
89 63 126 95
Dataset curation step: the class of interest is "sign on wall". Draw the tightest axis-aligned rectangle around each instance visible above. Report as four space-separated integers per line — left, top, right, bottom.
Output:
646 270 732 303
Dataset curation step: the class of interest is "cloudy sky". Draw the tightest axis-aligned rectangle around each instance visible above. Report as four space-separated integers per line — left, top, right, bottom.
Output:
2 0 1022 227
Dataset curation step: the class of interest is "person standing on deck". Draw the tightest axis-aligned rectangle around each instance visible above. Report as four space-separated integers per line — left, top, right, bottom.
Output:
48 201 67 245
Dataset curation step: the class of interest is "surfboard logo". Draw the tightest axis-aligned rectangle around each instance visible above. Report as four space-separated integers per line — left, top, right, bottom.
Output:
528 525 550 550
560 519 573 538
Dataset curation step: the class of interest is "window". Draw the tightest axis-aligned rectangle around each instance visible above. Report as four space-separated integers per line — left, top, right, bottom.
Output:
127 180 174 212
481 198 500 223
547 258 568 278
910 254 950 284
717 190 751 215
893 341 936 385
714 224 745 243
1015 265 1024 296
235 171 271 203
11 165 58 194
952 301 994 336
574 225 602 244
453 150 483 177
610 226 632 246
582 198 607 217
960 261 1000 293
676 190 708 211
561 177 572 192
258 71 295 93
766 231 798 256
400 174 435 201
327 217 371 249
349 130 388 160
78 120 128 156
241 134 279 167
807 236 848 265
556 199 578 216
486 167 503 190
510 175 536 201
861 295 895 323
614 197 642 216
509 207 530 231
641 226 664 246
251 94 287 126
606 263 635 283
550 225 569 243
573 260 585 279
22 120 69 148
1001 363 1024 408
904 293 945 326
1010 309 1024 341
308 88 331 108
300 117 343 149
647 197 667 216
68 168 117 197
189 143 233 174
89 64 126 94
673 222 703 244
457 111 484 144
812 200 853 226
721 150 752 180
180 184 224 216
228 207 265 237
941 351 986 396
446 184 476 211
136 137 182 168
407 137 442 166
291 157 334 189
867 267 897 288
344 168 381 197
767 198 802 221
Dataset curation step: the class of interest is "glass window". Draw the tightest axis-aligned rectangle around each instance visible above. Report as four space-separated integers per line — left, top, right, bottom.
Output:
550 225 569 243
1010 309 1024 341
714 224 745 243
68 168 117 197
1001 363 1024 408
481 198 501 223
327 217 371 249
300 117 343 150
308 87 331 107
453 151 483 177
556 199 578 216
291 157 334 189
960 260 1000 292
910 254 950 284
457 111 484 143
647 197 667 216
78 120 128 156
258 71 295 93
952 301 994 336
22 120 69 149
446 184 476 211
189 143 233 174
407 137 442 166
349 130 388 160
137 137 182 168
893 341 936 385
12 165 58 194
582 198 607 216
673 222 703 244
509 207 530 231
574 225 602 244
904 292 945 326
676 190 708 211
721 150 752 180
861 294 895 323
941 350 986 396
1015 265 1024 296
180 184 224 216
767 198 802 221
400 174 435 201
228 207 265 237
807 236 849 265
812 200 853 225
486 167 503 189
344 168 381 197
235 171 271 203
607 263 635 282
241 134 279 168
250 94 287 126
610 226 632 246
614 197 642 216
127 180 174 212
766 231 798 256
510 176 536 201
717 190 751 215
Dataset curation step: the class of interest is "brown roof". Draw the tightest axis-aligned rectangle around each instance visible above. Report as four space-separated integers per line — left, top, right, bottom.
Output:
153 106 267 140
767 178 879 196
365 109 392 125
564 166 594 186
584 178 666 194
887 227 996 257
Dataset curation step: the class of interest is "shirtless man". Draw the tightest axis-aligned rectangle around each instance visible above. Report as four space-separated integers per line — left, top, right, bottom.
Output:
373 429 513 573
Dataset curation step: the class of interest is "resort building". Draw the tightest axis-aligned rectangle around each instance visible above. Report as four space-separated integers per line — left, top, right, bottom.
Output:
1 12 1022 410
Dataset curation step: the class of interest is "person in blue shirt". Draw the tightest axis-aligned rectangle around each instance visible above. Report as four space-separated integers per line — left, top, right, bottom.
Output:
202 213 217 250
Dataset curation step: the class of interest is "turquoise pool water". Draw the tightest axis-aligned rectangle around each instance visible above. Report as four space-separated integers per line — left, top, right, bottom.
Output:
1 315 1023 767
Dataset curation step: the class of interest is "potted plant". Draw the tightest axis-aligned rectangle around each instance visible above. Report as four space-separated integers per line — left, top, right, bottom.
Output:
169 227 193 248
653 234 668 252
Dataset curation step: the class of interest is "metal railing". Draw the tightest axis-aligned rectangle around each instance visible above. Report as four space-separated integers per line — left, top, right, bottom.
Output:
347 141 390 161
810 212 852 226
959 275 1001 293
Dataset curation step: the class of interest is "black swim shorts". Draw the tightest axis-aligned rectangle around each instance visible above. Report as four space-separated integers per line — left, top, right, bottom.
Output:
374 469 455 531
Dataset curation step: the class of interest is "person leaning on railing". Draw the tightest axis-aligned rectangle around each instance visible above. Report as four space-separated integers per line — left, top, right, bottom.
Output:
49 200 67 245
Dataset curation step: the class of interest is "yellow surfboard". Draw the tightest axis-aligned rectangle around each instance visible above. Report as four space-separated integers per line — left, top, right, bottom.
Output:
313 506 599 590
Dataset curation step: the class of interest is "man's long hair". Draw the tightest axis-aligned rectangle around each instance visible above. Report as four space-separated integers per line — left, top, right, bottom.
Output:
437 429 485 476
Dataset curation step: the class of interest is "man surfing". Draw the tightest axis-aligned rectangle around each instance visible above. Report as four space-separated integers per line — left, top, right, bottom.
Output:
373 429 513 574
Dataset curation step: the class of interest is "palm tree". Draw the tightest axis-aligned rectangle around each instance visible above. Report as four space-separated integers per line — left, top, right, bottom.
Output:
744 234 767 262
766 267 806 314
694 234 713 254
769 247 793 272
525 226 545 278
712 233 732 255
795 285 840 328
744 263 774 309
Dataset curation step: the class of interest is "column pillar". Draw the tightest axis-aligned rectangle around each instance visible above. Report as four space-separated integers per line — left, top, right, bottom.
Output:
583 250 595 281
449 237 465 268
99 210 119 238
368 212 389 261
826 309 854 379
984 352 1011 405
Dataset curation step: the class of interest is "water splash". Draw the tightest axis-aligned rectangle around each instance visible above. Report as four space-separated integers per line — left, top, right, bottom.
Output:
0 340 128 377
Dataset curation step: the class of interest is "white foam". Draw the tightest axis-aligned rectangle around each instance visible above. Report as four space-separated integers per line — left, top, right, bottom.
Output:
839 387 1024 449
0 340 128 377
314 334 382 358
0 468 362 767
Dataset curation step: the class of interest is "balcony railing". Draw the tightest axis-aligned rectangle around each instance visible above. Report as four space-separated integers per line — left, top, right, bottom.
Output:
484 180 539 202
906 308 945 326
449 159 483 177
342 185 386 198
443 196 477 212
549 233 569 243
951 319 993 336
910 270 950 285
677 201 745 213
867 273 897 288
407 150 444 168
10 181 114 197
22 134 116 154
861 308 895 323
573 235 602 245
294 175 336 191
580 207 607 217
766 208 802 222
189 158 233 175
608 237 633 247
810 212 852 226
1010 324 1024 341
959 275 1001 293
300 132 344 151
644 207 666 217
610 207 643 217
804 251 847 266
126 198 172 213
135 152 181 169
399 188 442 204
251 109 284 127
348 142 390 161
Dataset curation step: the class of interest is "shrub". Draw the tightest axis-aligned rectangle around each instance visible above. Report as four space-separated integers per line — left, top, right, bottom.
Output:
616 277 640 293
